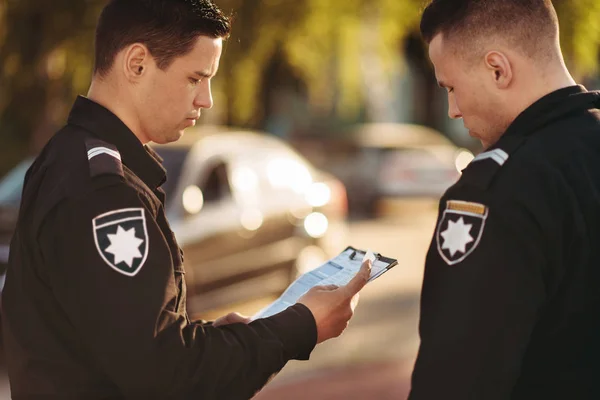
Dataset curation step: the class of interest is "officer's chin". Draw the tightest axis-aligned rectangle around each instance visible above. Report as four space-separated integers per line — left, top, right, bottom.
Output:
153 131 184 145
469 131 489 151
169 130 185 143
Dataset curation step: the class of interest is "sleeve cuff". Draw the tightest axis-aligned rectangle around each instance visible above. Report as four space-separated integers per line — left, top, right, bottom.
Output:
265 303 318 360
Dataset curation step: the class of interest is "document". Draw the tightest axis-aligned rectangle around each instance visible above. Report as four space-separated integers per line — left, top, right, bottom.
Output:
252 247 398 320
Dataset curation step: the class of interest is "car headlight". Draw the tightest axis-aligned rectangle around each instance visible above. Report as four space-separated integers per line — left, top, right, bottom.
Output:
304 212 329 238
241 209 264 231
455 149 475 173
182 185 204 215
305 182 332 207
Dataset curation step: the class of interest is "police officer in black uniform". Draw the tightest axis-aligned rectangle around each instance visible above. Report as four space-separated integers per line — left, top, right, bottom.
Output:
410 1 600 399
1 1 370 399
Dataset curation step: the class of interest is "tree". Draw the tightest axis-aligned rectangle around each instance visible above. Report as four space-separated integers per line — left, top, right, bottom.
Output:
554 0 600 80
0 0 105 173
0 0 599 175
216 0 423 126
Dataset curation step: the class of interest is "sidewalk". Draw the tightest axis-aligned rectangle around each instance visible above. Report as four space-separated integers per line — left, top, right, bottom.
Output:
254 360 413 400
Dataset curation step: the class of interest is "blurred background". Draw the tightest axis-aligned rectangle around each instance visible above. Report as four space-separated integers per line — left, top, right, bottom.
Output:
0 0 599 398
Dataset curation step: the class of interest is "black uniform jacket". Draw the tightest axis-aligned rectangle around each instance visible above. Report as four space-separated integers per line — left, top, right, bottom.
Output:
1 96 317 400
410 86 600 399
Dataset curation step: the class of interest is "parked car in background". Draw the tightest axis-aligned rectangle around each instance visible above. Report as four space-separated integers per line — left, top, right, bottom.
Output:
0 158 33 293
0 128 348 315
292 123 474 217
152 127 348 313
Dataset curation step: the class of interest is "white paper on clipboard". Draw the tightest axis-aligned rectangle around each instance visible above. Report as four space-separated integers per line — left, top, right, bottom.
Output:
252 247 396 320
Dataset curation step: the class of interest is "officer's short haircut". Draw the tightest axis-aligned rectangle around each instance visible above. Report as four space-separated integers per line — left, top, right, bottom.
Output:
420 0 560 62
94 0 231 77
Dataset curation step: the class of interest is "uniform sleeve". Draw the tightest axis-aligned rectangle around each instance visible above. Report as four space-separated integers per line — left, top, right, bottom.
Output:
39 179 317 399
409 188 550 399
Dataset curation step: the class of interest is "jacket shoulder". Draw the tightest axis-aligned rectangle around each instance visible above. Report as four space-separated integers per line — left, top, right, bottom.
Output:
454 133 570 204
457 132 528 193
41 126 124 191
24 127 128 228
84 135 124 179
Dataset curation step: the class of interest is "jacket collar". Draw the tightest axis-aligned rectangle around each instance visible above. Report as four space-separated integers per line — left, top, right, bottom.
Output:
67 96 166 189
502 85 600 140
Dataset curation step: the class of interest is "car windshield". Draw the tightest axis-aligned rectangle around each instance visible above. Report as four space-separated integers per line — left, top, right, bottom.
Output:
0 158 33 207
153 147 188 201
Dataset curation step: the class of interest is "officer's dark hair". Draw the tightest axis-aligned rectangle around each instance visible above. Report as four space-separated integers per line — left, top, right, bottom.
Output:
94 0 231 77
420 0 560 61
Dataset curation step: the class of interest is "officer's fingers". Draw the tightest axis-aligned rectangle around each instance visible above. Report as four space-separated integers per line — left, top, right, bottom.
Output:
350 292 360 310
229 312 252 324
343 260 371 296
212 315 228 327
316 284 339 292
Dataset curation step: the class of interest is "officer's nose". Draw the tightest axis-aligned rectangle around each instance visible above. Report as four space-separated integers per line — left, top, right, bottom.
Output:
448 94 462 120
194 81 214 110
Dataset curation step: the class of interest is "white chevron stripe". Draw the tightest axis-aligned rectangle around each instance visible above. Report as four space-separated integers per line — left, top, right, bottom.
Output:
88 149 121 161
473 149 509 166
87 147 120 158
88 147 121 161
87 146 120 157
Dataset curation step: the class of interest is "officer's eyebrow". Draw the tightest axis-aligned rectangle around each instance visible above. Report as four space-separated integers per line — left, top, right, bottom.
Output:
193 70 214 79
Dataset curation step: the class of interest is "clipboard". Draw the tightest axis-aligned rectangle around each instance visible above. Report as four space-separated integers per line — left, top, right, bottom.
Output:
344 246 398 282
252 246 398 320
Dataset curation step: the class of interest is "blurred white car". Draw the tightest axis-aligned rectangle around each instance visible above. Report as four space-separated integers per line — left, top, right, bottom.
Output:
151 127 348 313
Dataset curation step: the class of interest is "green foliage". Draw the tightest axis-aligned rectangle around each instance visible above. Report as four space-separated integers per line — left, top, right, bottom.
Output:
0 0 598 176
219 0 423 125
555 0 600 79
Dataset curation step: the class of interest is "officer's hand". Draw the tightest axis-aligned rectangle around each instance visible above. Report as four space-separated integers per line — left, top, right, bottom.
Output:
213 312 252 327
298 260 371 344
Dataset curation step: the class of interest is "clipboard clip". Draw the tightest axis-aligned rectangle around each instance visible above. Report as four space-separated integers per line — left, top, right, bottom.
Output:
349 249 379 261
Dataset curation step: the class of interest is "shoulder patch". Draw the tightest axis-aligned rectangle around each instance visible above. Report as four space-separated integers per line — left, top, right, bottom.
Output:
85 138 123 178
93 208 149 277
436 200 488 266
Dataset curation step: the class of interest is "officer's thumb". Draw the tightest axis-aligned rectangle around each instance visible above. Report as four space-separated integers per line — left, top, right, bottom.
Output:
343 260 371 296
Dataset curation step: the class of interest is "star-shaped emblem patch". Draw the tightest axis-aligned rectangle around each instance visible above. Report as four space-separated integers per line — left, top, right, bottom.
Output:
440 217 474 257
93 208 149 277
105 225 144 268
436 200 488 266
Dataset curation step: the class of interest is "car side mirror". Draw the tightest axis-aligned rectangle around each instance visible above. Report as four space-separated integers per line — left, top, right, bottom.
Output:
182 185 204 216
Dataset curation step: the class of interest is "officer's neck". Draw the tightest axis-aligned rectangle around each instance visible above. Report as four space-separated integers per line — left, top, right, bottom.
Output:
509 63 577 124
87 78 151 144
537 62 577 98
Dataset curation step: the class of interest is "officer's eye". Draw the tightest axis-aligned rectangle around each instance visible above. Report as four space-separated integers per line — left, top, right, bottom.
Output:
189 78 201 85
448 87 454 94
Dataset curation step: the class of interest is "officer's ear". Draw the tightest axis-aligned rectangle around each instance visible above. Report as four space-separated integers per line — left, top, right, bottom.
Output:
123 43 150 82
484 51 513 90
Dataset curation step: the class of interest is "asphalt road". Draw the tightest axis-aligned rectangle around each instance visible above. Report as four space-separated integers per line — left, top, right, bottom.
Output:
254 205 438 399
0 202 439 399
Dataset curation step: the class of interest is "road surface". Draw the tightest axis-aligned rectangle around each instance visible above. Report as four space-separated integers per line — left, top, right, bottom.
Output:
254 208 437 399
